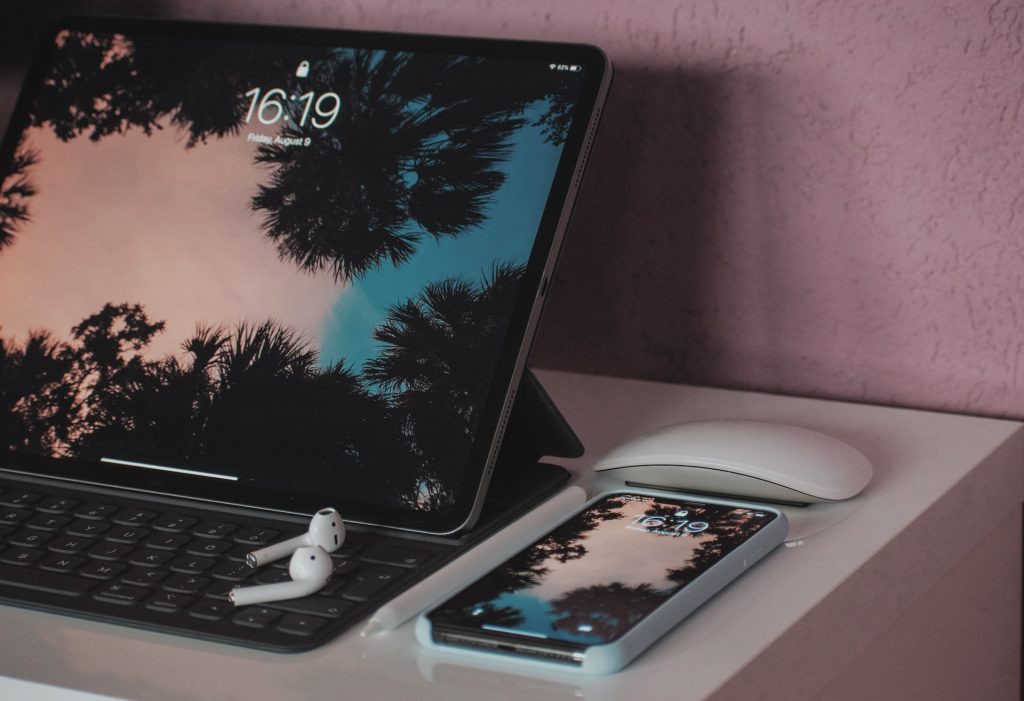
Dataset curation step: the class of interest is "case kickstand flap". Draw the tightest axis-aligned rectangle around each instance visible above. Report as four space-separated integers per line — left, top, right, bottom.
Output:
499 369 584 464
467 370 583 535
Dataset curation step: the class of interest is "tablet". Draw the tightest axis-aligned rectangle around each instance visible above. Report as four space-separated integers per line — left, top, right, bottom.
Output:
0 17 610 534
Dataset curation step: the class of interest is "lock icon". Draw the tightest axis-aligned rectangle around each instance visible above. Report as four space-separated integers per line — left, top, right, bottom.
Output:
296 60 310 78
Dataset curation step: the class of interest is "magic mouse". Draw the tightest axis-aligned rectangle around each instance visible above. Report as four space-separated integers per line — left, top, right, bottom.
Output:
593 420 872 504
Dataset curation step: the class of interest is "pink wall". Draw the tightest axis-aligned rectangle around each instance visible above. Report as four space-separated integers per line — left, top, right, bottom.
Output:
3 1 1023 418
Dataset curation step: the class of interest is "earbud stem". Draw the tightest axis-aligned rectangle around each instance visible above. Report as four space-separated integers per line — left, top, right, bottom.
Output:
229 576 326 607
246 536 305 568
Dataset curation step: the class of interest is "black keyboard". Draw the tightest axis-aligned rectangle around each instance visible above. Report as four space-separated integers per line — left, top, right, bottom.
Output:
0 478 457 652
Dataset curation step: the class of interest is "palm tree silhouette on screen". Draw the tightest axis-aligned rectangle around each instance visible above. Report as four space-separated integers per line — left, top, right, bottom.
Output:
30 30 329 147
0 146 38 251
549 582 668 641
0 329 75 454
0 264 540 507
62 313 410 500
196 320 408 496
250 50 532 280
664 507 763 586
7 30 329 253
21 32 577 279
432 497 629 617
362 262 526 505
0 304 412 503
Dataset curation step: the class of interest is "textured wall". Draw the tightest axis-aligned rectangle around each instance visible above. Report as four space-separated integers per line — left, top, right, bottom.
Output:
2 1 1022 418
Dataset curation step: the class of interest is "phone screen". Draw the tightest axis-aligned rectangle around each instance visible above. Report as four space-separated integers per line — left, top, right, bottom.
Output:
428 493 777 647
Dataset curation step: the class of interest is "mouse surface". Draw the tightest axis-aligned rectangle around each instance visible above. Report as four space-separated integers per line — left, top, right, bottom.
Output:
593 420 872 504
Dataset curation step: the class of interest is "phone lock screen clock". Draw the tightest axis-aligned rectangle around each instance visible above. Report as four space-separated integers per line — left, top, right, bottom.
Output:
421 492 788 673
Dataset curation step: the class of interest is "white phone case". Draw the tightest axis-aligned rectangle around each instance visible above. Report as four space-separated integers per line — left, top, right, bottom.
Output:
416 488 789 674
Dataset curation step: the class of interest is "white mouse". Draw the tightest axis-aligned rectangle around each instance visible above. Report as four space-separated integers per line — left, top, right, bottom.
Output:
593 420 872 504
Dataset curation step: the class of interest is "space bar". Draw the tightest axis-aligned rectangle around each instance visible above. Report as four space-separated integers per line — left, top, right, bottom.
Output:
0 565 97 596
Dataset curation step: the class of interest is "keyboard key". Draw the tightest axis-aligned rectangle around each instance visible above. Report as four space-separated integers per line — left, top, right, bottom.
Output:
210 560 251 582
231 606 281 629
105 526 150 544
144 533 189 551
267 596 352 619
87 542 134 561
66 520 110 538
94 581 149 605
336 539 364 558
317 577 351 597
163 574 210 594
204 580 237 600
360 545 432 568
129 549 175 568
26 514 72 532
225 544 255 562
232 527 280 546
35 496 79 514
74 503 118 520
187 539 233 557
48 536 94 554
122 568 168 587
0 562 96 596
112 509 157 526
79 561 126 580
146 591 193 613
340 565 404 602
275 613 328 637
38 554 85 573
254 569 291 585
169 555 216 574
0 508 31 525
0 491 41 508
0 547 46 566
9 530 54 548
151 515 197 533
189 599 232 620
192 521 237 539
329 557 361 577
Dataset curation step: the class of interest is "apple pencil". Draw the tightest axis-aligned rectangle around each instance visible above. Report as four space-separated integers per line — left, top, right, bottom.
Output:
360 484 587 636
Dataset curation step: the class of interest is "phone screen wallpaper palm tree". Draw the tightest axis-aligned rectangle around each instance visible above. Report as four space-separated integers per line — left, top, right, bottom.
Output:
0 29 584 510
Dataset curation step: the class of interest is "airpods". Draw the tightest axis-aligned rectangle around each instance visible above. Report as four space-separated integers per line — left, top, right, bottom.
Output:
229 545 333 607
246 508 345 568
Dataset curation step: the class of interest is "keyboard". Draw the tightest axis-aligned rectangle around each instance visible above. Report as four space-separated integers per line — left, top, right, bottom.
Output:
0 478 457 652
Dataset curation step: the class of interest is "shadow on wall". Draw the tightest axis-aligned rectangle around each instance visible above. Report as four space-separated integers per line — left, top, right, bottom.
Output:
532 64 738 385
532 61 890 407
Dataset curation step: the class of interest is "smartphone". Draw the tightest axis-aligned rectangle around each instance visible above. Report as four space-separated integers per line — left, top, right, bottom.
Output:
417 490 788 674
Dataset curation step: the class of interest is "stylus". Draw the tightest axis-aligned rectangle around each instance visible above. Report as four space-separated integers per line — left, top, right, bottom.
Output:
360 484 588 636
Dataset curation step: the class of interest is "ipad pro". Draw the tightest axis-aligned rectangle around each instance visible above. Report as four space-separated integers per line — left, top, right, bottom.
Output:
0 17 610 535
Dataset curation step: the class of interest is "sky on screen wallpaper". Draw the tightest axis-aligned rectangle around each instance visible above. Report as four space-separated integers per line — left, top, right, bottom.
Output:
0 29 582 509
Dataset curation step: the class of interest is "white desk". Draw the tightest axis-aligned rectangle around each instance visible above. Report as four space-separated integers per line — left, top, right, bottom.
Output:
0 370 1020 700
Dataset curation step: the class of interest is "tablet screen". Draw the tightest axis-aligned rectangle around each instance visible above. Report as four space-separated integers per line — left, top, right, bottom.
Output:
0 19 607 531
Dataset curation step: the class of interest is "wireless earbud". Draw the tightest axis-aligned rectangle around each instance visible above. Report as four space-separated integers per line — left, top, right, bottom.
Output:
246 507 345 568
229 545 333 607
